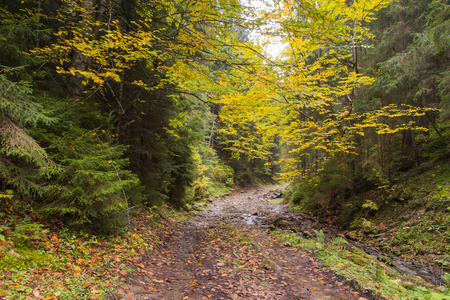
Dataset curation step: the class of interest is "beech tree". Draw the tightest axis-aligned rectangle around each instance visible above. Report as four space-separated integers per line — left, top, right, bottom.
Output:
211 0 439 182
1 0 447 227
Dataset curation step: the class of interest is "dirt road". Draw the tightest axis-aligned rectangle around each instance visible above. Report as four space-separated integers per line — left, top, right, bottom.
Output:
112 186 366 300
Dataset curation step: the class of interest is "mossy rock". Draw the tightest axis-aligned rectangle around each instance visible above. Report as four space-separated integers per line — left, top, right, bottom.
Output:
346 230 362 240
192 202 208 211
351 246 371 257
345 247 376 266
378 255 394 265
400 281 417 290
346 253 371 265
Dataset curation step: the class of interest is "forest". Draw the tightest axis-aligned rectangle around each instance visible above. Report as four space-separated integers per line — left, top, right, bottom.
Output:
0 0 449 298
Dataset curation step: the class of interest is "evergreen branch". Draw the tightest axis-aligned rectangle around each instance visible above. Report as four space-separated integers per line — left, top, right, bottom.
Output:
96 136 130 224
0 118 54 168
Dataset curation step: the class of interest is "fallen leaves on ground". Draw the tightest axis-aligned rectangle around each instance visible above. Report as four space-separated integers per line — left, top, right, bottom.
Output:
112 221 361 300
0 208 171 299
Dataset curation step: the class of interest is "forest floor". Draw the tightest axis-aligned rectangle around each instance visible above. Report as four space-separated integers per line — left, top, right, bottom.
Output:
111 186 369 300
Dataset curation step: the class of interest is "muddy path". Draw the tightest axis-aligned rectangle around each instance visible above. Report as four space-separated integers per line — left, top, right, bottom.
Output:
112 186 371 300
201 186 440 286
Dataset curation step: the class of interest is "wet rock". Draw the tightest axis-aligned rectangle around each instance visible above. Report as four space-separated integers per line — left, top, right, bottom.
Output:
271 217 295 230
393 263 418 276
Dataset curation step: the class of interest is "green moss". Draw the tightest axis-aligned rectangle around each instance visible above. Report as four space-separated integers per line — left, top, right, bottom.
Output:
0 247 57 271
349 218 360 230
271 230 450 299
401 281 418 290
340 247 374 266
378 255 394 265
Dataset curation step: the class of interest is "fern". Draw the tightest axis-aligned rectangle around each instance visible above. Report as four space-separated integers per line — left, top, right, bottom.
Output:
312 229 325 245
362 200 379 211
330 237 348 248
312 229 349 250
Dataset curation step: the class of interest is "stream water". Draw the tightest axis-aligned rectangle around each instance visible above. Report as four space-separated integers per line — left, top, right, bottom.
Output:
197 185 443 288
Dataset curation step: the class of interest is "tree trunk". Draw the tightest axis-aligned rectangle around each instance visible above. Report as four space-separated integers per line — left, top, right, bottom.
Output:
70 0 106 99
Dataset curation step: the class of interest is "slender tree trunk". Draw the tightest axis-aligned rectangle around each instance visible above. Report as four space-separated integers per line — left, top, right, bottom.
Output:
209 115 215 147
70 0 106 99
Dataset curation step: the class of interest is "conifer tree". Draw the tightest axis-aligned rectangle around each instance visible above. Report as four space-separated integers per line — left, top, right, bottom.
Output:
0 68 56 196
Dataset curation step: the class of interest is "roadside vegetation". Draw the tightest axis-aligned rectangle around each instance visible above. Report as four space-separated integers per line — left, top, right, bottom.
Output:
0 0 448 298
285 130 449 275
0 199 186 299
282 0 450 294
272 229 450 300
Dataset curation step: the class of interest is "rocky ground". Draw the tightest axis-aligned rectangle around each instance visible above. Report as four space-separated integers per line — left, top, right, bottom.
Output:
111 186 370 300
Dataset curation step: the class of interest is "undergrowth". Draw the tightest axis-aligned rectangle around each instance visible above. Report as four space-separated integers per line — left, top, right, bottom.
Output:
287 154 450 269
271 230 450 300
0 198 179 299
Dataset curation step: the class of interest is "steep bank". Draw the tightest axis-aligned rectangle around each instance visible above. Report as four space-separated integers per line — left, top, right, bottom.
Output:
286 157 450 294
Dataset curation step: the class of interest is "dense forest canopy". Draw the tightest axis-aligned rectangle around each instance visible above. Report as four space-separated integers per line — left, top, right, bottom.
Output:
0 0 448 228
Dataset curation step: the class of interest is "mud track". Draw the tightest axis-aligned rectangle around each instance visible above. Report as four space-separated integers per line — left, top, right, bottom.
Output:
112 186 368 300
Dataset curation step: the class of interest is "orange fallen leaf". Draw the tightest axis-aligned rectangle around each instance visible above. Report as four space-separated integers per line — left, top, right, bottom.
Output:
33 289 40 297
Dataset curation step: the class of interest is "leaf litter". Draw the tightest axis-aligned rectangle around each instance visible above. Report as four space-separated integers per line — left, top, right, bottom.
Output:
112 186 366 300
